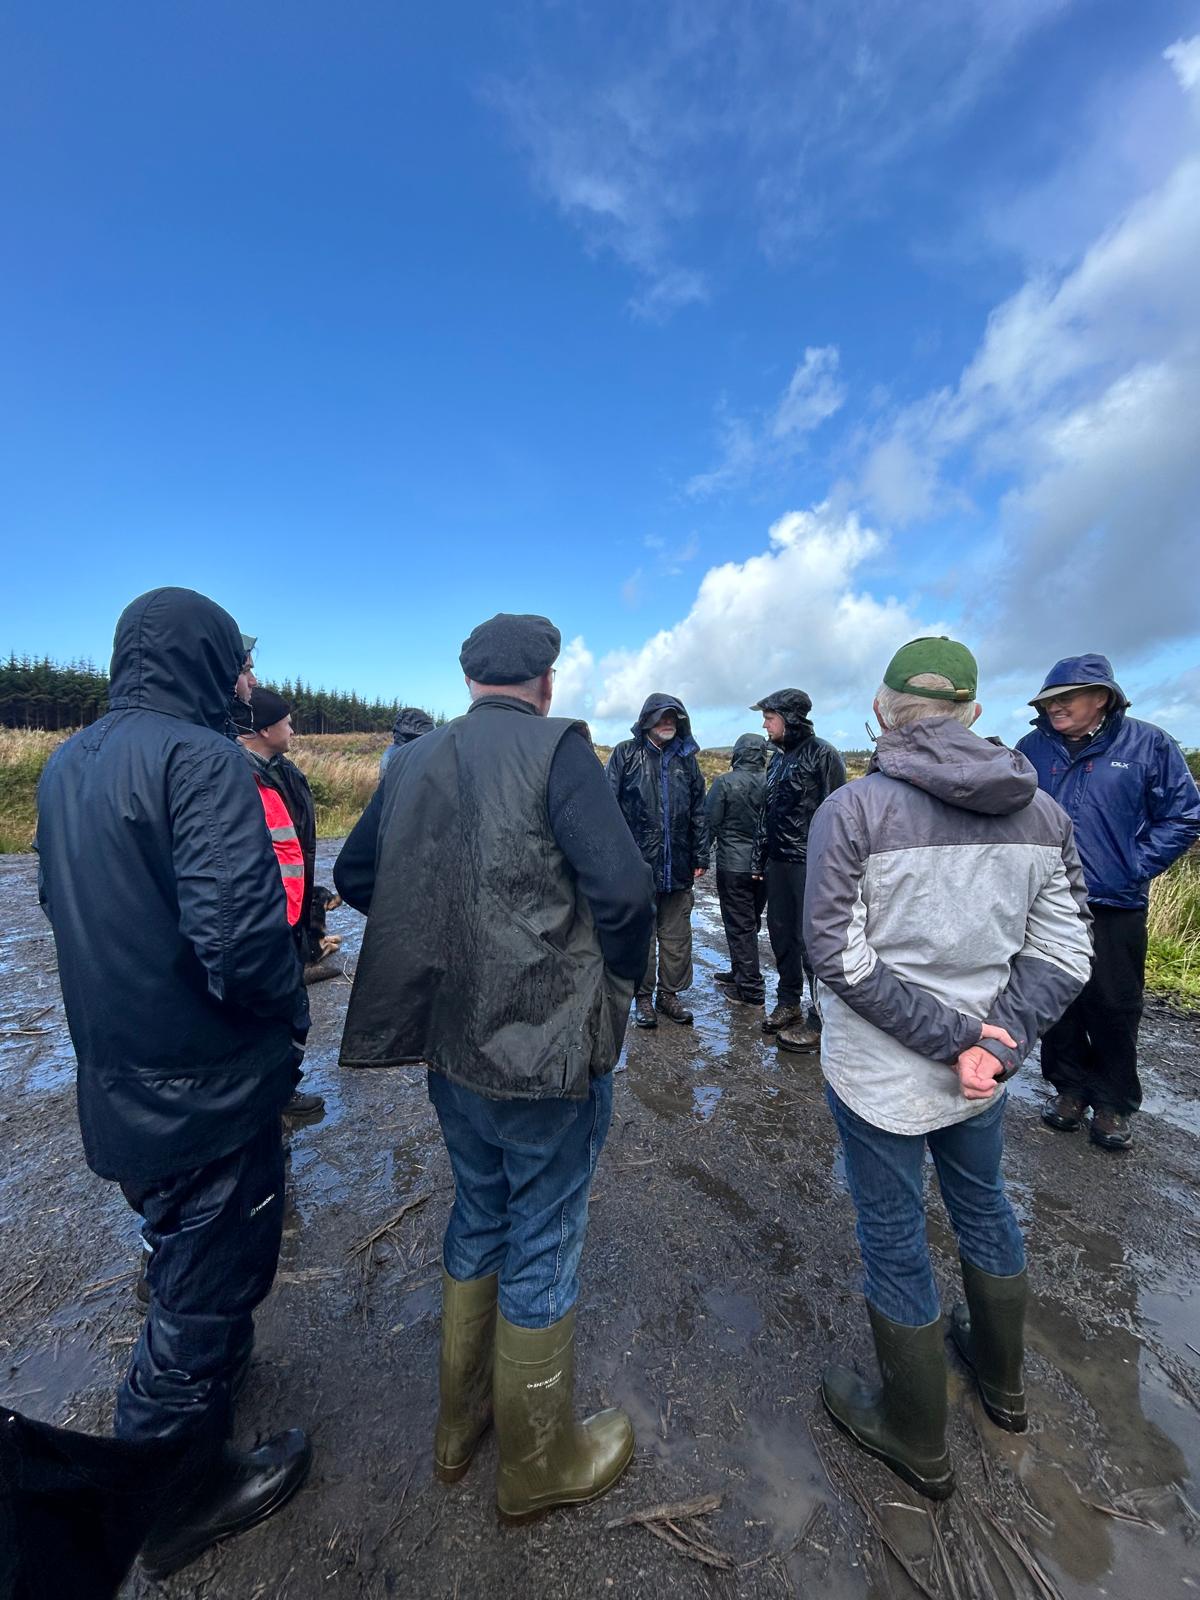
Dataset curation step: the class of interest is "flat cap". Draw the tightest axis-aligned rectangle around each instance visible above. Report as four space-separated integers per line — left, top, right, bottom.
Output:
460 613 561 685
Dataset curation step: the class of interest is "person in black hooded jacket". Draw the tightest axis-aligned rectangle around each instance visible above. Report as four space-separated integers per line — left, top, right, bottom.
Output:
751 687 846 1046
35 587 312 1579
705 733 770 1004
380 705 435 774
606 693 710 1026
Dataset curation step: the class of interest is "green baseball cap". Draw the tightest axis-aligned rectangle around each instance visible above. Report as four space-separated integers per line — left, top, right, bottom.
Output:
883 636 977 702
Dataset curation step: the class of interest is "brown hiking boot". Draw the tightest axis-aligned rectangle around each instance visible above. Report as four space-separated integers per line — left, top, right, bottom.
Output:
1090 1107 1133 1151
633 994 657 1029
762 1003 803 1034
655 990 694 1025
777 1021 821 1053
1040 1092 1086 1132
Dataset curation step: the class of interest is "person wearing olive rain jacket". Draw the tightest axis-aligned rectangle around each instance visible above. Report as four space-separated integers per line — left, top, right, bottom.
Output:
606 693 711 1027
34 587 312 1580
751 688 846 1047
704 733 770 1004
1017 654 1200 1151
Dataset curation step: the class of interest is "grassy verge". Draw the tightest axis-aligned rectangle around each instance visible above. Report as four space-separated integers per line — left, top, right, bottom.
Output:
1146 852 1200 1005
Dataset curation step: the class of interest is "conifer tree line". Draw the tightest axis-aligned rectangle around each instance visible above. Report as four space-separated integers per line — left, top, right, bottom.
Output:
0 654 430 735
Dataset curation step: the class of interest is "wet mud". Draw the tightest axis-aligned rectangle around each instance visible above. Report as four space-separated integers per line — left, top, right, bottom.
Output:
2 845 1199 1598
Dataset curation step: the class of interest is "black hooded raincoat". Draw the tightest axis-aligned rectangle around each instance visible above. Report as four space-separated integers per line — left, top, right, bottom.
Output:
605 693 710 892
751 689 846 871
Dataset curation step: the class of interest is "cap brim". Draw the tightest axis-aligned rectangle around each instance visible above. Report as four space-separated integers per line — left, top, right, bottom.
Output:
1029 683 1093 705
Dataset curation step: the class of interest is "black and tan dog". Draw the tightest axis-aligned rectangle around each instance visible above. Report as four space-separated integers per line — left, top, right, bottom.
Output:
303 885 343 981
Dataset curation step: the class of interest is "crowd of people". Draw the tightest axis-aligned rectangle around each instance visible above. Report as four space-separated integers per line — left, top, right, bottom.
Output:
10 584 1200 1592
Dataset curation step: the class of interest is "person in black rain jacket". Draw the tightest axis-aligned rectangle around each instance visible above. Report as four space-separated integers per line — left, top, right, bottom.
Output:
705 733 770 1004
606 693 710 1027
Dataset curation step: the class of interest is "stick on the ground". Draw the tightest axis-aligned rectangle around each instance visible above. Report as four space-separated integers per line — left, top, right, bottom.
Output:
346 1193 432 1259
1082 1499 1164 1533
0 1271 46 1319
606 1493 721 1529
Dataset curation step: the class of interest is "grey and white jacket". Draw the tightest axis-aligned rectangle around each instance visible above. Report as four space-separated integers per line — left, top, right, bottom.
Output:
803 719 1092 1135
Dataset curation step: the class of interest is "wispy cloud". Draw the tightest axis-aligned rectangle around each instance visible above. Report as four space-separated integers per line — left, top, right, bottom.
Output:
686 346 846 497
490 0 1075 312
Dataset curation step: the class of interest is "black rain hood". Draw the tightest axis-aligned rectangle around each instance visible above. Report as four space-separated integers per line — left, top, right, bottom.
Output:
108 587 245 734
392 706 436 745
872 719 1038 817
633 692 697 753
751 688 814 745
731 733 768 770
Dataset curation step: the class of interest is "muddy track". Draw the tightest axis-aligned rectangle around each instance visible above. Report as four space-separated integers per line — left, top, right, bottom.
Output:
2 844 1198 1598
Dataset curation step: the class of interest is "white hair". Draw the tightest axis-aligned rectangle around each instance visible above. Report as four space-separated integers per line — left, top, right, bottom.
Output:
876 673 977 729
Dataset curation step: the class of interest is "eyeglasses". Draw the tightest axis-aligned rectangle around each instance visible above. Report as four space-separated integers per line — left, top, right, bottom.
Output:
1039 689 1090 709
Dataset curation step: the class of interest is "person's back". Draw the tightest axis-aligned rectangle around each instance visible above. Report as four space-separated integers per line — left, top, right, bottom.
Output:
35 586 312 1580
37 588 303 1181
807 719 1091 1130
335 613 653 1525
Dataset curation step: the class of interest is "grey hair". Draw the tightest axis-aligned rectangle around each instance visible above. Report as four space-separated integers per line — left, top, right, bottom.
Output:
467 675 546 703
875 673 977 729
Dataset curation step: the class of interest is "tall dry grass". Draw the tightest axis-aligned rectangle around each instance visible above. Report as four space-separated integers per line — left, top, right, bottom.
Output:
0 728 65 852
1146 851 1200 1002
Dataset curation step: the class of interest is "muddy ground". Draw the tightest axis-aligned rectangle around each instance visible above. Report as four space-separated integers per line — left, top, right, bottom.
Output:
2 842 1199 1600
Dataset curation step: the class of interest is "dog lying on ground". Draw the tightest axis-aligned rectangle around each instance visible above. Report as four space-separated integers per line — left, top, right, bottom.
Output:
303 885 343 982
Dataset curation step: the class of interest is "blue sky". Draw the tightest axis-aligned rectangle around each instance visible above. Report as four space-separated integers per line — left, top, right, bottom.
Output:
3 0 1199 748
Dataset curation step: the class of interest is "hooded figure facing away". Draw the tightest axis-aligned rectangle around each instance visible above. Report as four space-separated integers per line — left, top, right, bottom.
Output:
606 693 710 1027
34 588 312 1580
380 705 435 774
1017 653 1200 1151
704 733 770 1004
804 636 1091 1502
751 688 846 1046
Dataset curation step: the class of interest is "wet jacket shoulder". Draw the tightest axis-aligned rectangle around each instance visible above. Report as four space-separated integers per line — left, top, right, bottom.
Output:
606 693 710 893
34 588 305 1185
705 734 768 875
1017 713 1200 910
753 732 846 872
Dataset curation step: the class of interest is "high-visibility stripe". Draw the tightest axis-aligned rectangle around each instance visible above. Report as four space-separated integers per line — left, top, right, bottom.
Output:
254 776 305 926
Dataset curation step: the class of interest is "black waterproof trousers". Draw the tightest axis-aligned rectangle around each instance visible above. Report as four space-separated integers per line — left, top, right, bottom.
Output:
765 859 816 1013
1040 905 1147 1115
638 888 695 996
115 1116 286 1444
716 869 767 1000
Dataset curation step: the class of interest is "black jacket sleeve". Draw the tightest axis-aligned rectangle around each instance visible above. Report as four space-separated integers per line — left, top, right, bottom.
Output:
168 744 307 1029
550 731 654 982
689 759 711 871
333 779 385 914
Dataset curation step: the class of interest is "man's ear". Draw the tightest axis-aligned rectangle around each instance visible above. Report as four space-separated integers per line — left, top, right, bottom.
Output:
971 701 982 726
872 696 885 731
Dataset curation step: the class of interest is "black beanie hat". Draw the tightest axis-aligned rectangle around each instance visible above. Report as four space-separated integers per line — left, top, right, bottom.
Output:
248 687 291 732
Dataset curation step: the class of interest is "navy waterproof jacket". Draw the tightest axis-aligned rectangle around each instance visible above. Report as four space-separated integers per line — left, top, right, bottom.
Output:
605 694 710 893
35 588 307 1184
1016 654 1200 910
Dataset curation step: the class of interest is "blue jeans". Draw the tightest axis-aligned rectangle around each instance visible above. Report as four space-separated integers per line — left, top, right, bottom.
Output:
427 1071 613 1329
827 1085 1025 1327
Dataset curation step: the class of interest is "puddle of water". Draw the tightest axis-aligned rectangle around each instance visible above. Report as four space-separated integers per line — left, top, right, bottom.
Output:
692 1084 723 1120
1 1329 115 1424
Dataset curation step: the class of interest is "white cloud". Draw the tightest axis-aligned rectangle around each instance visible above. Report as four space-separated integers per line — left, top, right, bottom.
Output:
552 635 597 717
858 46 1200 672
687 347 845 496
556 502 936 737
1165 35 1200 93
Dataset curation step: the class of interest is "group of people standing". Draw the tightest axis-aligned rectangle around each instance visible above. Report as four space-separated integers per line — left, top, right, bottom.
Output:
19 585 1200 1591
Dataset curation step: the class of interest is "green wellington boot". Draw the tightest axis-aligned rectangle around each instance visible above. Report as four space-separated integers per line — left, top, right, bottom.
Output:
949 1259 1028 1432
494 1308 634 1521
822 1304 955 1500
434 1270 499 1483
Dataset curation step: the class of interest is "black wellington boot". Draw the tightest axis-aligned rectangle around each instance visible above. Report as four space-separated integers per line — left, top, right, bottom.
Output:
140 1430 312 1579
949 1259 1028 1432
822 1305 954 1500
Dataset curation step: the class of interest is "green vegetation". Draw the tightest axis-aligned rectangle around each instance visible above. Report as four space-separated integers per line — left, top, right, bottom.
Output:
4 725 1199 1008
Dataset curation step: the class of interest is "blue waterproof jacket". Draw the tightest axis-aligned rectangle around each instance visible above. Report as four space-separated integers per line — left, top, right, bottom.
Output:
1016 654 1200 909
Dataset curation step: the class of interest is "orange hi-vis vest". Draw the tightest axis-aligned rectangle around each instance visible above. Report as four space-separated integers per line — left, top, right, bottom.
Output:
254 776 305 926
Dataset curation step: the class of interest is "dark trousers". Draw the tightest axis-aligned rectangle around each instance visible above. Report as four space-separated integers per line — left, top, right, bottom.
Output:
765 859 815 1012
1040 905 1147 1115
638 887 695 996
716 868 767 998
115 1116 286 1443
